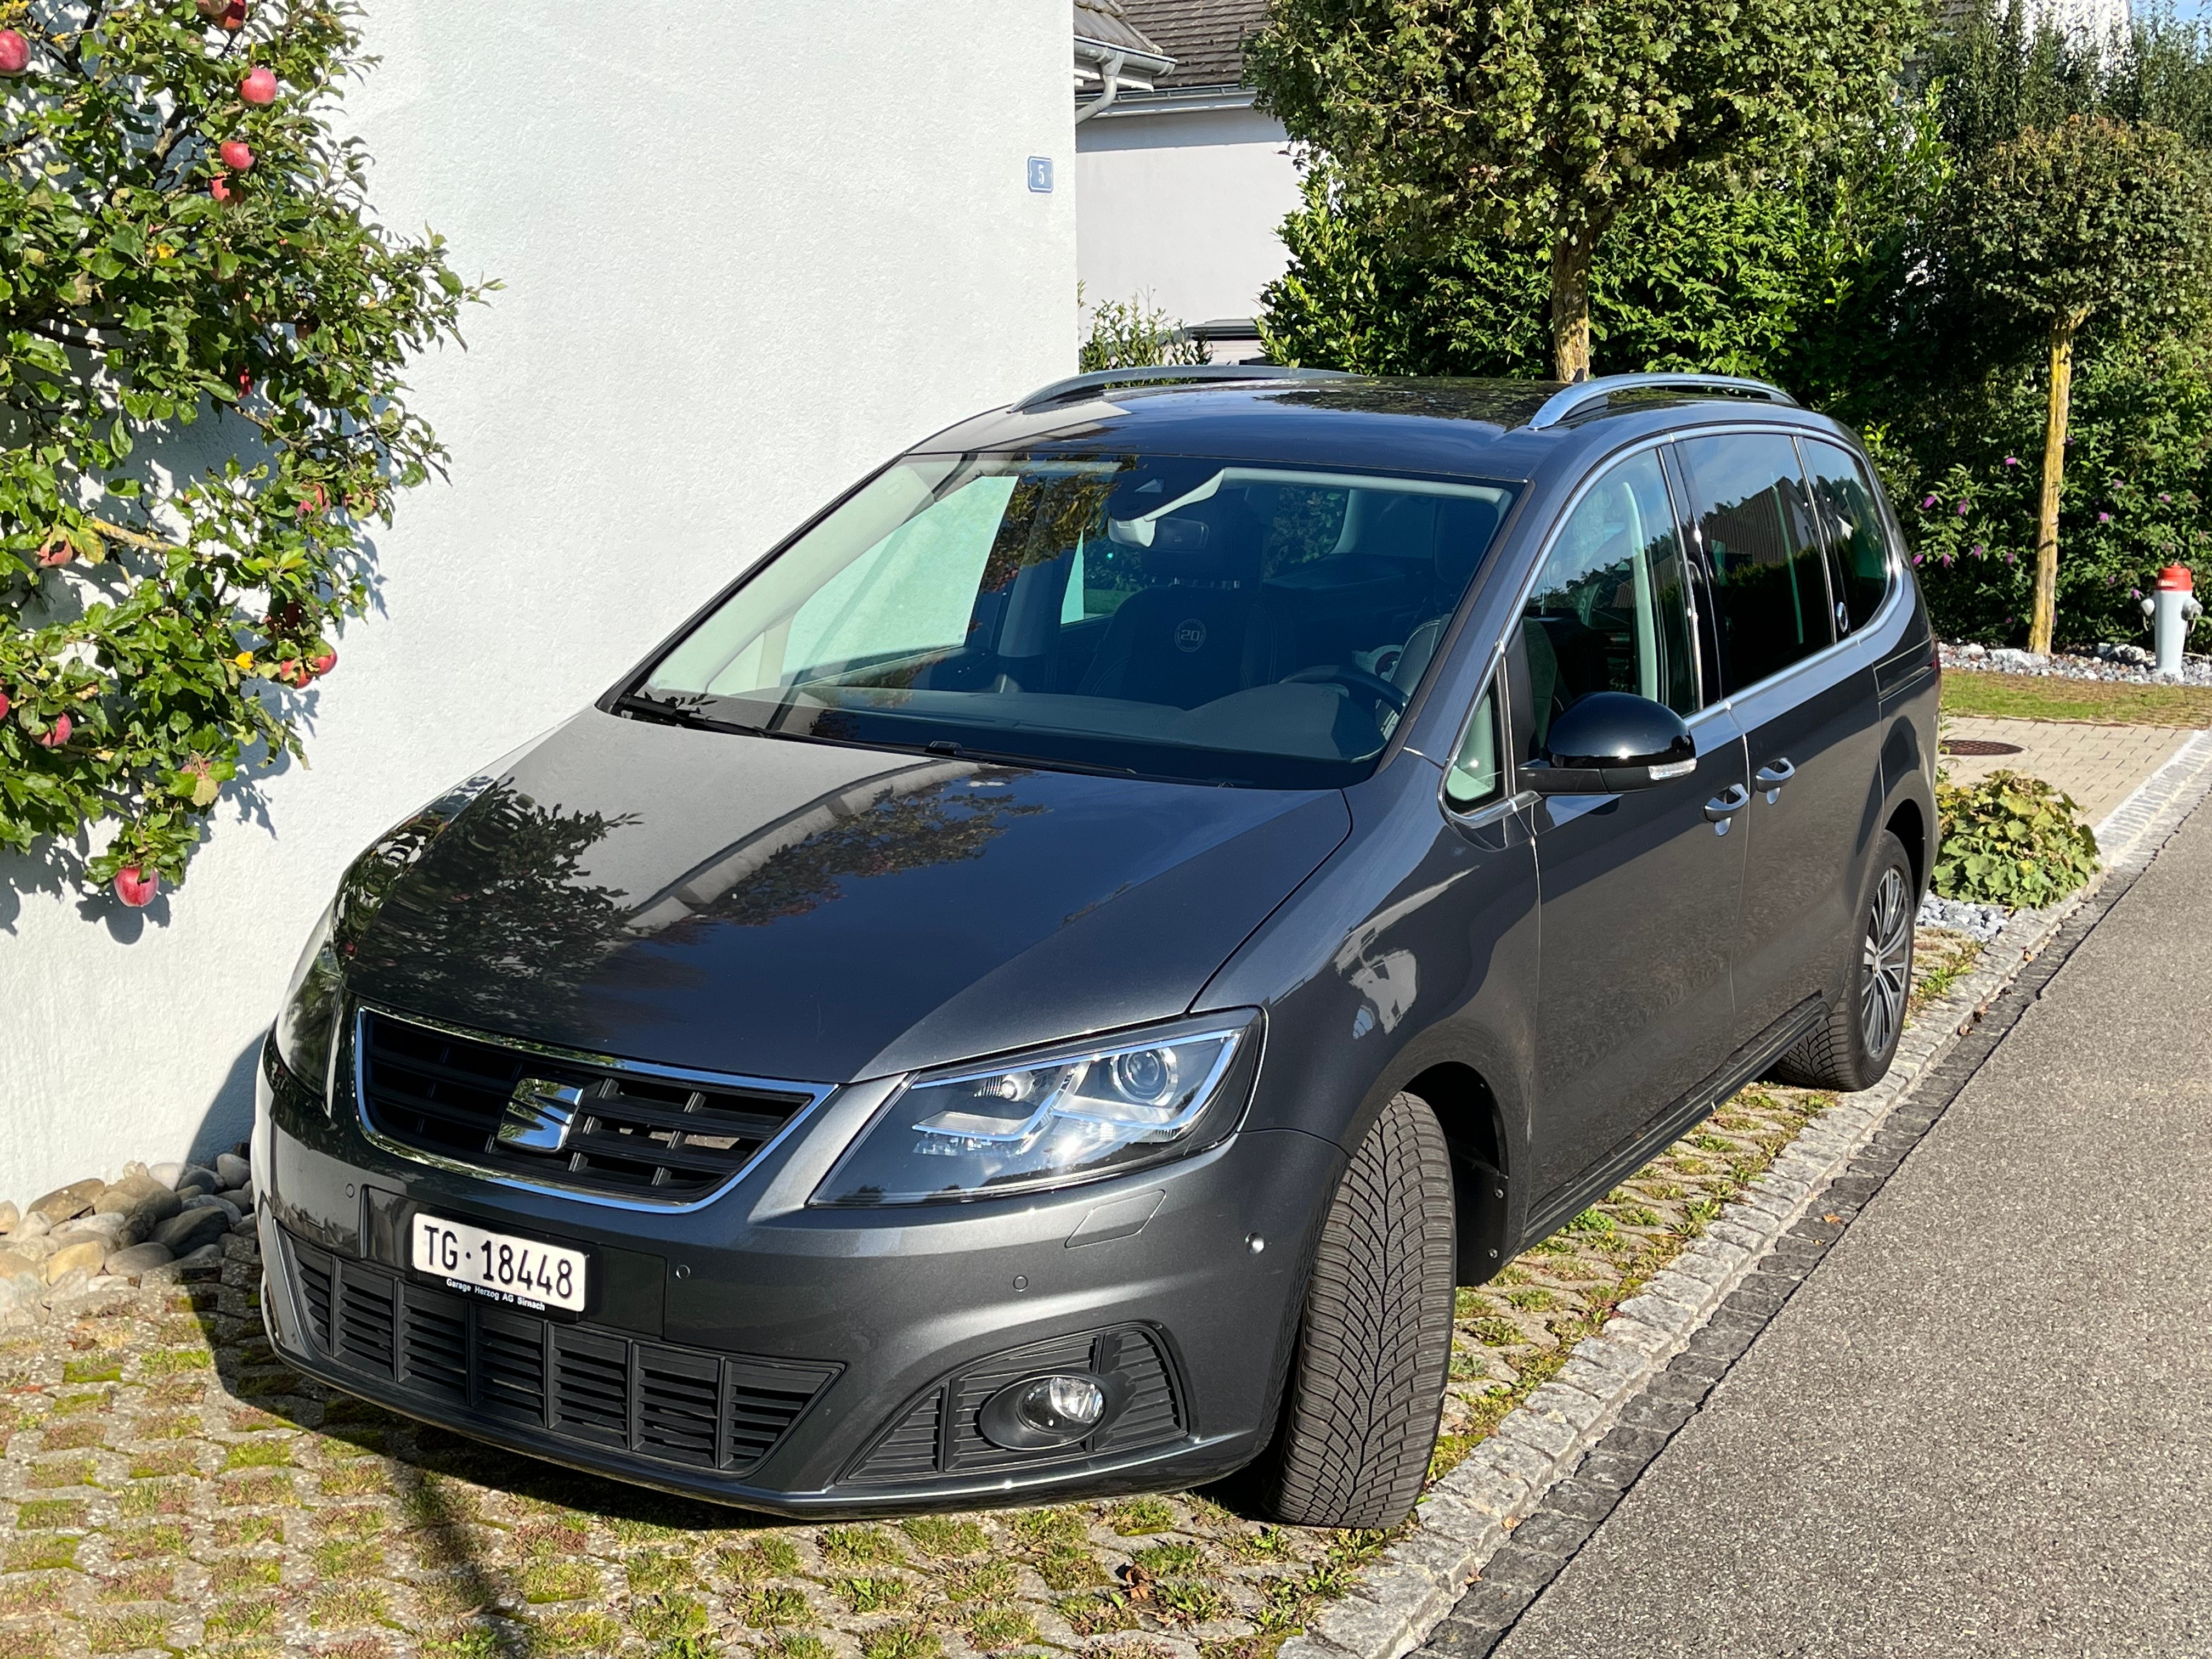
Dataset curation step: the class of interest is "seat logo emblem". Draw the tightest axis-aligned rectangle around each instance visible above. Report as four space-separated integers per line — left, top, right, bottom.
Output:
498 1077 585 1153
1173 618 1207 653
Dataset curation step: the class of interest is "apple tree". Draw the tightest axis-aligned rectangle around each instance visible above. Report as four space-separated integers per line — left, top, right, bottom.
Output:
0 0 487 907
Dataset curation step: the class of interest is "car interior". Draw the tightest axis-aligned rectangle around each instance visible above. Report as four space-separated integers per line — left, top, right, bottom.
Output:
703 459 1516 767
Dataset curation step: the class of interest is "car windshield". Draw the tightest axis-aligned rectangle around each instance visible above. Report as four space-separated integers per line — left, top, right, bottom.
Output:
640 452 1518 788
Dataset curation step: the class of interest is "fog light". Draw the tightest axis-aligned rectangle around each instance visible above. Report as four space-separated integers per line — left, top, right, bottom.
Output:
979 1369 1130 1451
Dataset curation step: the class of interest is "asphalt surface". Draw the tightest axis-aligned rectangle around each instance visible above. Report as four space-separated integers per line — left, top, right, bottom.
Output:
1492 800 2212 1658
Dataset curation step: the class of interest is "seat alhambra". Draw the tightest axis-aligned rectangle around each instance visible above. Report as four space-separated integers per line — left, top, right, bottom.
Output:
257 369 1939 1527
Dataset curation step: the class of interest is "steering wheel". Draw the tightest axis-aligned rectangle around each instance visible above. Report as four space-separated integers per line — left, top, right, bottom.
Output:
1282 663 1410 715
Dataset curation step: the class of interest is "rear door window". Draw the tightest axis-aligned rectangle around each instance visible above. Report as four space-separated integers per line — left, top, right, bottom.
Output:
1799 438 1894 634
1677 433 1833 692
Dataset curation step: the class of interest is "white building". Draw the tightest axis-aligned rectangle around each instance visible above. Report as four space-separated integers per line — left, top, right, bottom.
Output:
1074 0 1301 358
0 0 1075 1204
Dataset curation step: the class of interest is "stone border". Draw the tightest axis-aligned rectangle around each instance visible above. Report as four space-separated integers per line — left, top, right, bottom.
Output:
1285 726 2212 1659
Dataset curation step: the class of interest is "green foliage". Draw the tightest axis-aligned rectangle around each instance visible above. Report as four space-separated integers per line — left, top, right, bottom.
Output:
1246 0 1921 373
1079 290 1210 373
1950 114 2210 341
1932 770 2098 906
1260 0 2212 649
1 0 488 898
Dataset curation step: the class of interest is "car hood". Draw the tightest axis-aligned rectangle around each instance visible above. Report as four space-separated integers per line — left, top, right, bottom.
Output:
344 708 1351 1082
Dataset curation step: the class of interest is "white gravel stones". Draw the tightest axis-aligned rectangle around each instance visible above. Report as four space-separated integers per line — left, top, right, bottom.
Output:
1942 639 2212 686
1919 894 2008 940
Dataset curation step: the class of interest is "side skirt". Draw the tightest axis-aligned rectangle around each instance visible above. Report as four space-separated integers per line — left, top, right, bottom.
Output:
1518 995 1826 1249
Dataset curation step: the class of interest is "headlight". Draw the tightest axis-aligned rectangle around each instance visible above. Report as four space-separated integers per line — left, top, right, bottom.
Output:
273 899 343 1096
811 1012 1260 1206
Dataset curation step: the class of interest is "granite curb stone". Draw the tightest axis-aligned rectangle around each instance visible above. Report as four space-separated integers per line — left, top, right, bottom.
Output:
1279 727 2212 1659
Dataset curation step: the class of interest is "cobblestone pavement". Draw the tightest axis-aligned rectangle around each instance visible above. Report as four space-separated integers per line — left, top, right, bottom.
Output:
1940 715 2193 830
0 930 1983 1659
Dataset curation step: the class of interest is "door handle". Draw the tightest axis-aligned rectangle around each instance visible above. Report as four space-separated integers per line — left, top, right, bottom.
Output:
1755 758 1796 802
1704 783 1750 833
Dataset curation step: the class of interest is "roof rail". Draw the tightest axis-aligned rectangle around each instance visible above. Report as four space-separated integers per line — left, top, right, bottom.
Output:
1526 373 1796 431
1011 364 1351 413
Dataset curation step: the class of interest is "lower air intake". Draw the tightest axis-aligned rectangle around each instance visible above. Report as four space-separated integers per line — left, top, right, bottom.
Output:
284 1229 836 1477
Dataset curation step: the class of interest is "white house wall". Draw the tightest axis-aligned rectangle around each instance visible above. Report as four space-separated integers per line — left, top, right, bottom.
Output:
0 0 1075 1203
1076 105 1301 330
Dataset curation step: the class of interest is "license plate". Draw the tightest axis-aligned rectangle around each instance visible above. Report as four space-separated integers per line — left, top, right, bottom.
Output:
410 1212 589 1314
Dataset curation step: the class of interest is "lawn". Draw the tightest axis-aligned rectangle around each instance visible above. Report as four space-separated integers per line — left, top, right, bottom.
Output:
1940 670 2212 727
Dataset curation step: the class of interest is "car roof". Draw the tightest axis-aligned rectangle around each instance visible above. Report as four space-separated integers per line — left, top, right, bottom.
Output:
916 371 1858 483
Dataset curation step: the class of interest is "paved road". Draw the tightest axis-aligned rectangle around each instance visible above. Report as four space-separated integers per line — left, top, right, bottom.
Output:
1491 800 2212 1657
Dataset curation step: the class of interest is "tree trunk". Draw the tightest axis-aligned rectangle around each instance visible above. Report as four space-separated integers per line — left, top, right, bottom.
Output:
1549 223 1600 382
2029 316 2078 656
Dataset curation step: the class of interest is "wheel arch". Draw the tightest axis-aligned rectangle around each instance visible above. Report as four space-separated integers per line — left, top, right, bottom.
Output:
1398 1060 1513 1285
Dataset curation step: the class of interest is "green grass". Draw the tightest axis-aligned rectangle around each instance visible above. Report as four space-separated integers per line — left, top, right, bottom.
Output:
962 1605 1040 1651
1942 669 2212 726
108 1525 186 1562
625 1550 697 1594
208 1555 280 1594
4 1535 78 1573
520 1559 599 1603
819 1525 907 1568
222 1438 294 1470
1034 1545 1105 1590
1107 1496 1176 1536
84 1611 170 1654
307 1582 391 1628
14 1498 87 1528
859 1622 942 1659
535 1610 621 1651
899 1515 988 1557
836 1576 915 1615
628 1593 709 1641
744 1585 812 1628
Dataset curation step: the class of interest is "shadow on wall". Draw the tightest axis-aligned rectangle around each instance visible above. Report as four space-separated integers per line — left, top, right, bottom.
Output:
191 1034 266 1169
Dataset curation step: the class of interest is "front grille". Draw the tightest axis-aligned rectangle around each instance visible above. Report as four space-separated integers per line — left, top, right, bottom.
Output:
844 1325 1183 1487
285 1231 836 1476
356 1008 819 1201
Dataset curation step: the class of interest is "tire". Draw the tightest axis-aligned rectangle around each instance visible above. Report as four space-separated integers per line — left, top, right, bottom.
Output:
1256 1090 1456 1529
1772 830 1916 1092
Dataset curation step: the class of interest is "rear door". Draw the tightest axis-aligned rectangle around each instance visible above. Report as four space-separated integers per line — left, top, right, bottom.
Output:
1674 431 1883 1047
1509 447 1751 1212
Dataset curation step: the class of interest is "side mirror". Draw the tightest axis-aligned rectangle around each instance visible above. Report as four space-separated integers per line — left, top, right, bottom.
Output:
1526 692 1697 794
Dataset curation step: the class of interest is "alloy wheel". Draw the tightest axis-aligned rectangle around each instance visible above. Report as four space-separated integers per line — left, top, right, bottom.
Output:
1859 866 1911 1059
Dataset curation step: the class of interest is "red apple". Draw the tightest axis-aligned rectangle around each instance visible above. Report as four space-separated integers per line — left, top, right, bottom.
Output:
195 0 227 17
220 0 247 29
36 541 71 567
274 658 307 687
114 867 159 907
35 713 72 748
236 368 253 396
0 29 28 75
296 483 328 516
239 66 276 104
309 647 337 677
0 691 11 721
219 139 255 172
208 173 232 202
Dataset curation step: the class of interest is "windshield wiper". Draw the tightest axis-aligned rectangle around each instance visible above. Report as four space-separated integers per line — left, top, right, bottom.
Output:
614 693 760 733
912 738 1143 780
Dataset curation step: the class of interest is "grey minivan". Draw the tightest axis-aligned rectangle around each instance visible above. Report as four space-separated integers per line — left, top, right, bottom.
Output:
257 369 1939 1527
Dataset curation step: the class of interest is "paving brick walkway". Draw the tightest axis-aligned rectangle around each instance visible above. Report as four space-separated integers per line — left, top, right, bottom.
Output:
1449 781 2212 1657
1940 716 2194 832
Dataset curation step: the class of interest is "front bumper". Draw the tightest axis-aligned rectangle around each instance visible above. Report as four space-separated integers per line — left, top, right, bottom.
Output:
255 1037 1341 1515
